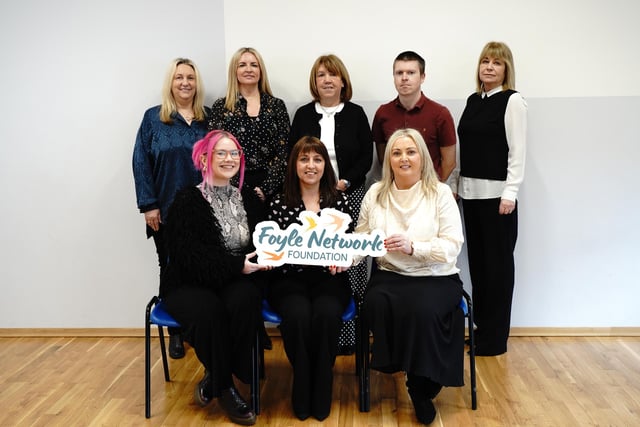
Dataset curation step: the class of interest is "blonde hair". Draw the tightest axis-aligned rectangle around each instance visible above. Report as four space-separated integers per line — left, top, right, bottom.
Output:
475 41 516 94
376 128 440 207
224 47 273 111
308 54 353 102
160 58 205 124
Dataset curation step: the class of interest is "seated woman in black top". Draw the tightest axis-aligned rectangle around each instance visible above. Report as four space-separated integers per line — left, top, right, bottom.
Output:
267 136 352 421
161 130 271 426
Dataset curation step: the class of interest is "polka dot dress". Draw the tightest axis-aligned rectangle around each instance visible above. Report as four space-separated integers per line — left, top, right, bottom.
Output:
338 184 368 353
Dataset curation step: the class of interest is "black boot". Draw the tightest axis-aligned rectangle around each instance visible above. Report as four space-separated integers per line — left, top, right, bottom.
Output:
193 371 212 407
406 374 438 424
219 386 256 426
169 333 185 359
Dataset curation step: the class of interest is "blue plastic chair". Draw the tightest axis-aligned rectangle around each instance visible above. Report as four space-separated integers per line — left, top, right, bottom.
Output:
145 296 181 418
358 290 477 411
145 296 259 418
252 296 362 414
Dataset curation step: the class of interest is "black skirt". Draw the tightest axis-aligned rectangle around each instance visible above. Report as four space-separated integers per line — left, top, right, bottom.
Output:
363 270 464 386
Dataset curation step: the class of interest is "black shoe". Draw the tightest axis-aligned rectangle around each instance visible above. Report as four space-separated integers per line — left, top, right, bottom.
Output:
406 375 438 424
407 385 436 425
169 333 185 359
261 326 273 350
219 386 256 426
194 371 212 407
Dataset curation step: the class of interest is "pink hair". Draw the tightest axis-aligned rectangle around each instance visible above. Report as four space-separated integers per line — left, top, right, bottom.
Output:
191 130 245 189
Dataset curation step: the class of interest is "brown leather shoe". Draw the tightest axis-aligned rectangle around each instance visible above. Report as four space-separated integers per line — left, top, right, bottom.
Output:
219 386 256 425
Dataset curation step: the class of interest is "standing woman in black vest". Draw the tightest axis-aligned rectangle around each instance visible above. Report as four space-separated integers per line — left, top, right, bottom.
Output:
456 41 527 356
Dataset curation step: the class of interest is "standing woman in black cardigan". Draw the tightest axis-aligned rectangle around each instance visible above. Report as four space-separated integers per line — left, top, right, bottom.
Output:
456 41 527 356
289 54 373 353
161 130 271 425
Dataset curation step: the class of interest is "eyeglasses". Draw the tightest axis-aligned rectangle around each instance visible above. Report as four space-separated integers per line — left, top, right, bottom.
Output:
213 149 243 159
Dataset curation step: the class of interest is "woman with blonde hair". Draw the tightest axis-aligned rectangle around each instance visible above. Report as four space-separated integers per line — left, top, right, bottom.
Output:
456 41 527 356
133 57 210 359
209 47 290 232
358 128 465 424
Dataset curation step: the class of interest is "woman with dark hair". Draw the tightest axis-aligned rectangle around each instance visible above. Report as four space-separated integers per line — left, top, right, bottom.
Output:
161 130 272 426
267 136 353 421
132 57 210 359
289 53 373 354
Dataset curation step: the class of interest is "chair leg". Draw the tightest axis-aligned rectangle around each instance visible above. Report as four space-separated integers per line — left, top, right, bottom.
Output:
358 312 370 412
145 302 152 418
251 329 261 414
158 325 171 382
467 300 477 410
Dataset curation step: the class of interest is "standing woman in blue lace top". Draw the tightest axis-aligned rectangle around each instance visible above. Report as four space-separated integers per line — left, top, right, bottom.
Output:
209 47 290 232
132 58 210 359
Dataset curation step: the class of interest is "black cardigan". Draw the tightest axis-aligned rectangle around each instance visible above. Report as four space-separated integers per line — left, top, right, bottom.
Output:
289 101 373 192
159 186 247 297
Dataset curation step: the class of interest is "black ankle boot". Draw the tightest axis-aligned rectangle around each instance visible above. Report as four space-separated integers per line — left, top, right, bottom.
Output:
169 333 185 359
406 374 437 424
193 371 212 407
219 386 256 426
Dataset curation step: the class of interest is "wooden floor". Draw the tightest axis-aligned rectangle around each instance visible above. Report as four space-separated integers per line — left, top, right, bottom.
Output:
1 335 639 426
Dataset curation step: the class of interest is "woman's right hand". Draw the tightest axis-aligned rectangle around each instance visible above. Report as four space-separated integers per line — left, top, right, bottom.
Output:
242 251 273 274
144 209 161 232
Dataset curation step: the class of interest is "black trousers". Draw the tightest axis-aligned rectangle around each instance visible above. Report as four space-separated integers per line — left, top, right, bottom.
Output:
164 279 261 396
151 225 182 337
268 269 350 419
462 198 518 355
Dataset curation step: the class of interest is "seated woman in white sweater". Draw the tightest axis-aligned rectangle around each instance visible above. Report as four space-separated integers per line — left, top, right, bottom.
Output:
356 128 465 425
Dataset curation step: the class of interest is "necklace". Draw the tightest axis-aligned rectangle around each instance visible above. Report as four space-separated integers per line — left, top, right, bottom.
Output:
318 103 340 117
178 109 195 122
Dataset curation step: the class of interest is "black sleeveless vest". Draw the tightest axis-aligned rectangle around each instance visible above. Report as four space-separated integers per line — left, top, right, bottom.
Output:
458 89 516 180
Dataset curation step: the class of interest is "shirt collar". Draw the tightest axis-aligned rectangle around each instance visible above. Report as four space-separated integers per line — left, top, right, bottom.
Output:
482 86 504 99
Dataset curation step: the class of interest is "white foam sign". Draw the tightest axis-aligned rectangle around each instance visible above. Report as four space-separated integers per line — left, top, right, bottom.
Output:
253 208 386 267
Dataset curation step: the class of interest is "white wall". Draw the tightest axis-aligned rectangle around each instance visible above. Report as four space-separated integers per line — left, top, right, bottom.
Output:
1 0 638 328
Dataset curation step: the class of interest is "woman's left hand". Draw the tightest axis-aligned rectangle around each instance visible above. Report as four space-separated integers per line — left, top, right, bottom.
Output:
499 199 516 215
384 234 413 255
254 187 266 202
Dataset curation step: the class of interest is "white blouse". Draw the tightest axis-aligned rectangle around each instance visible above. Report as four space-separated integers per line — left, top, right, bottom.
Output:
355 180 464 277
453 86 528 202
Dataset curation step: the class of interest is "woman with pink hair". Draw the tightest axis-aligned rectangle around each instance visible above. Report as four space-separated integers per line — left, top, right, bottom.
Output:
160 130 271 425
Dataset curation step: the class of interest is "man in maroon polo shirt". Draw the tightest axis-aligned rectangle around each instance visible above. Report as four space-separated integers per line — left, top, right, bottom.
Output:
372 51 456 181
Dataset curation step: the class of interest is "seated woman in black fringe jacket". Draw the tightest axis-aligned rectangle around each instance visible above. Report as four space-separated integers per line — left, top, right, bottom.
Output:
160 130 271 426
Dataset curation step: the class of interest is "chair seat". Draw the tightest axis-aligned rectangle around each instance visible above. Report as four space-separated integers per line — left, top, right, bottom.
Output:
150 301 181 328
459 297 468 316
261 297 356 323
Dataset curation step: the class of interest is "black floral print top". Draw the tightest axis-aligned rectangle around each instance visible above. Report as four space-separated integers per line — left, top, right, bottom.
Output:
208 92 290 197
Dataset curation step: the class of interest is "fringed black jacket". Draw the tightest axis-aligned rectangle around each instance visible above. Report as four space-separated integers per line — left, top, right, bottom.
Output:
159 186 247 298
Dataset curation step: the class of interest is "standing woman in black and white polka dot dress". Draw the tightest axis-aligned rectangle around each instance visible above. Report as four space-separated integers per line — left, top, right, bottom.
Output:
289 54 373 354
209 47 290 233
